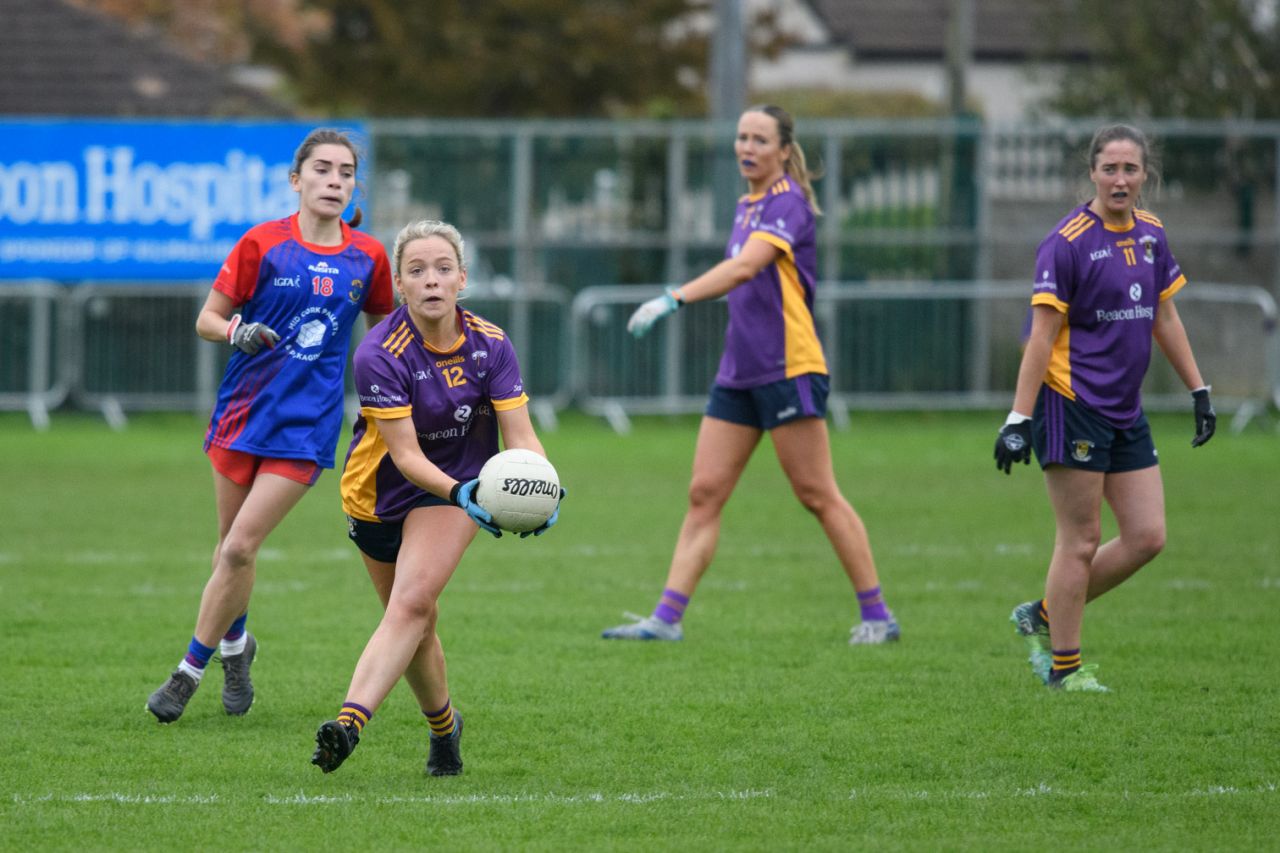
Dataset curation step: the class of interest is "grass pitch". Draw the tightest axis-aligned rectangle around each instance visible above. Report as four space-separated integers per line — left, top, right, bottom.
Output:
1 410 1277 850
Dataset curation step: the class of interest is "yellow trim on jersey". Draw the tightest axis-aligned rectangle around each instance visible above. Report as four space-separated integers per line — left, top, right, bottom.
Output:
751 230 793 260
464 312 507 340
777 251 828 379
740 176 793 204
1161 274 1188 301
747 230 826 378
381 322 415 358
340 416 393 521
360 404 413 419
1058 212 1093 242
1043 323 1076 401
1031 292 1068 313
423 332 465 355
1134 210 1163 227
492 393 530 412
1102 218 1135 233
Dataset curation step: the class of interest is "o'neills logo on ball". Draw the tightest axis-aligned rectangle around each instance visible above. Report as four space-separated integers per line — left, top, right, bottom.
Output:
500 478 559 497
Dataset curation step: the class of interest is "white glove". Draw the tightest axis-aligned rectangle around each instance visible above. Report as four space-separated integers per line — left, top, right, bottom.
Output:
626 289 681 338
227 313 280 355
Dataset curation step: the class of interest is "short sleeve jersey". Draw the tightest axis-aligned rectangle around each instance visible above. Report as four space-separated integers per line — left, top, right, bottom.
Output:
715 176 828 389
204 214 394 466
340 305 530 523
1031 204 1187 427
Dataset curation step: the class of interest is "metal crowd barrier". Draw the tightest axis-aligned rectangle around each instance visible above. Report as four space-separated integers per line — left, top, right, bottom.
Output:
1 280 1274 433
57 283 572 431
570 281 1279 434
0 281 71 430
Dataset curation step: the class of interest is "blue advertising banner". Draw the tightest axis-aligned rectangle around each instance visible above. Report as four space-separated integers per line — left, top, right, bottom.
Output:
0 119 366 281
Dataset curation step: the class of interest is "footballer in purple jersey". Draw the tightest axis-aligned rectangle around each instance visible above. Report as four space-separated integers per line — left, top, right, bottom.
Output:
608 105 898 647
995 124 1215 694
148 128 392 725
717 176 827 388
1029 203 1186 428
340 304 529 524
313 220 561 778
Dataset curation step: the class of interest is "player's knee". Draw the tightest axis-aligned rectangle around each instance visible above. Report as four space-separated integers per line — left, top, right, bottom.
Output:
1063 524 1102 562
1131 525 1166 561
687 477 729 514
790 481 834 516
386 593 438 634
217 535 259 571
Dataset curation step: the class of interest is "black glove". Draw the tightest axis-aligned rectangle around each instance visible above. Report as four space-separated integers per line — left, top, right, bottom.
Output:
994 417 1033 475
227 313 280 355
1191 387 1216 447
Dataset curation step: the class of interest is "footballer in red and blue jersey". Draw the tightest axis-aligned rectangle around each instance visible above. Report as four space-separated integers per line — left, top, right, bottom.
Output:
204 213 394 467
340 305 529 524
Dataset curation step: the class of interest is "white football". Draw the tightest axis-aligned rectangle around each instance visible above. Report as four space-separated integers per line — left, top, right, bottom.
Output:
475 449 561 533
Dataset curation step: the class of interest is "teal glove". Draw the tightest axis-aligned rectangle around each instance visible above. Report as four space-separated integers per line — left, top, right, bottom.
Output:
626 288 681 338
520 488 566 538
450 479 501 538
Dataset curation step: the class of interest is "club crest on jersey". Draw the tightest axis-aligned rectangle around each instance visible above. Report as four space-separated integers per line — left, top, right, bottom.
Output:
348 278 365 304
1071 439 1095 462
1140 235 1157 264
472 350 488 361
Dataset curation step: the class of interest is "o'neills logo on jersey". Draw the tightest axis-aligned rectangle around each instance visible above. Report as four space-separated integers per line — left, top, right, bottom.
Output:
308 260 341 275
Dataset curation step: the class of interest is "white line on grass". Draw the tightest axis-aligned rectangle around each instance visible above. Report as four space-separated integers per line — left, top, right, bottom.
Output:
15 784 1276 807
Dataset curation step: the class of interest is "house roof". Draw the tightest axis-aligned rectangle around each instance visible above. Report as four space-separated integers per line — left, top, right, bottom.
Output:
807 0 1093 61
0 0 292 117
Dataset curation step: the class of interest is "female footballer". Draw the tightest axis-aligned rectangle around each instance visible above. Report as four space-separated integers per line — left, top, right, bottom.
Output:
601 104 899 646
996 124 1216 692
311 220 560 776
146 128 394 723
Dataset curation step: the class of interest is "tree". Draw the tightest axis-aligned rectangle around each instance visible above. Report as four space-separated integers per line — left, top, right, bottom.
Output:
70 0 791 118
247 0 720 118
1048 0 1280 119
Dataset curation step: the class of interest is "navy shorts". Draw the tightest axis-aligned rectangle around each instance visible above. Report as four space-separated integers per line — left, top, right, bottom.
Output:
1032 387 1158 473
706 374 829 430
346 492 453 563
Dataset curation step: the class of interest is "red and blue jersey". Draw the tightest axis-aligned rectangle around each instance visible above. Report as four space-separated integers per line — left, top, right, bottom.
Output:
1031 204 1187 428
716 176 827 389
340 305 529 523
204 214 394 467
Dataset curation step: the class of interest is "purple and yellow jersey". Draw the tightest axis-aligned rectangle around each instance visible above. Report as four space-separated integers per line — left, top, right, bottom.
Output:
715 176 827 389
1031 204 1187 428
204 214 394 466
340 305 530 523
